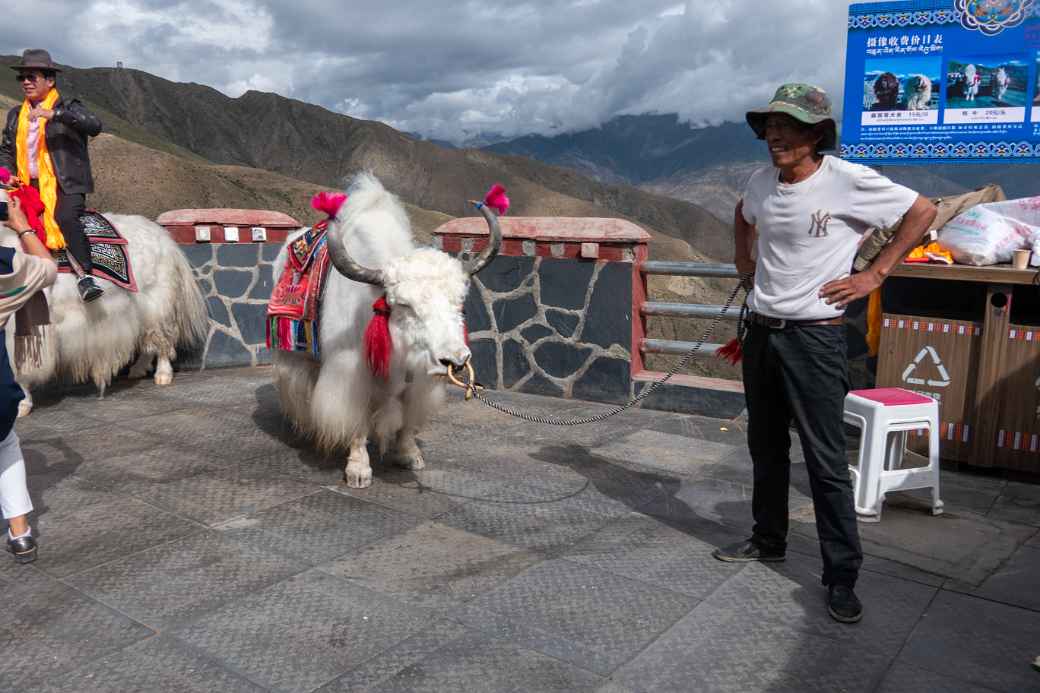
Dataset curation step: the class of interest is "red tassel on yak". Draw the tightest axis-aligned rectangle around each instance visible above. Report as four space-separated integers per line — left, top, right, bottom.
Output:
365 296 393 379
311 191 348 219
483 184 510 216
0 167 11 184
715 338 743 365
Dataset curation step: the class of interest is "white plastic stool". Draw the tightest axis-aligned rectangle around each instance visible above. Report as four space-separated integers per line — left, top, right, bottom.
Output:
843 388 944 522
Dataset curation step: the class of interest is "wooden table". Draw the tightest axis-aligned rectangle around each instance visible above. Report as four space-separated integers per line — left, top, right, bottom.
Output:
878 262 1039 472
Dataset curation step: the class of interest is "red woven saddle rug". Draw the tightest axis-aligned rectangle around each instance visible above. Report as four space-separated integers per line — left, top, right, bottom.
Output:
266 220 331 359
54 211 138 292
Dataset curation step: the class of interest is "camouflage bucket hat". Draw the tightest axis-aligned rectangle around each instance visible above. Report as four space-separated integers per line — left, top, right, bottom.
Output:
746 83 837 151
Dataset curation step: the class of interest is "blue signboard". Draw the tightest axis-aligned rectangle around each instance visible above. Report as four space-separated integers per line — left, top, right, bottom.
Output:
841 0 1040 165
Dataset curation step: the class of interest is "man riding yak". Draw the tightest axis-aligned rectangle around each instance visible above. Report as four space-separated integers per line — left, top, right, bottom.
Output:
0 49 104 303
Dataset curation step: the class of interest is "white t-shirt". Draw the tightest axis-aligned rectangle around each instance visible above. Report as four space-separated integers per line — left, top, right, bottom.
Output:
741 155 918 320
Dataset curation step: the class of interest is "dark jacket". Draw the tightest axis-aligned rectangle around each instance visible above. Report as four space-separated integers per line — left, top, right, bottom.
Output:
0 95 102 195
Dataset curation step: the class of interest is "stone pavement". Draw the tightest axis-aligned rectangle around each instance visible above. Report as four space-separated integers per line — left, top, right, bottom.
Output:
5 367 1039 693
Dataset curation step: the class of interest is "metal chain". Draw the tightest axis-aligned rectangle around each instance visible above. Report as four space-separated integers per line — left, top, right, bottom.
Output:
467 274 750 426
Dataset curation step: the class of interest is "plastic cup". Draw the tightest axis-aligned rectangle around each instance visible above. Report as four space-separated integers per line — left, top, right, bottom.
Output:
1013 249 1030 271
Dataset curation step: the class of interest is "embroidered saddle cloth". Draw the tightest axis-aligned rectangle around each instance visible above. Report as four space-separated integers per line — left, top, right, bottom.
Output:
54 211 138 292
266 221 331 359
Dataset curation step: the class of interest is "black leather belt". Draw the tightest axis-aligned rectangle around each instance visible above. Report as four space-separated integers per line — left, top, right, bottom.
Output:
749 313 844 329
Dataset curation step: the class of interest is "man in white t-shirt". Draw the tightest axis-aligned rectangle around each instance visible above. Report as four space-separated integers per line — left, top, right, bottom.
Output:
711 84 937 624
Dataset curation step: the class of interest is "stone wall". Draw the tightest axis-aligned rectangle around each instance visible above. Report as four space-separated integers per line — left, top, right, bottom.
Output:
463 255 634 403
160 209 299 370
179 242 281 369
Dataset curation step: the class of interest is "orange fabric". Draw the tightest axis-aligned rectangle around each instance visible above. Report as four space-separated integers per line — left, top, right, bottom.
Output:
15 88 65 250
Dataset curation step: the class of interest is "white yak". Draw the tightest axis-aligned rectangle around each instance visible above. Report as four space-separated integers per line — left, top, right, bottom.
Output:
905 74 933 111
964 64 980 101
271 174 501 488
994 67 1010 102
0 190 207 414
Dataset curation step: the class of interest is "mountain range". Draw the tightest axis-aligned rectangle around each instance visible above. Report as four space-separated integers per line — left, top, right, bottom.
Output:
486 113 1039 221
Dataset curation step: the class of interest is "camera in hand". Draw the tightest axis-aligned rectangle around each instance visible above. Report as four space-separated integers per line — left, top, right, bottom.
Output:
0 201 7 222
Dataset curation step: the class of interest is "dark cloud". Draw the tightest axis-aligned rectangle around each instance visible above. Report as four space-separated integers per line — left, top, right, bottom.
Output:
1 0 856 142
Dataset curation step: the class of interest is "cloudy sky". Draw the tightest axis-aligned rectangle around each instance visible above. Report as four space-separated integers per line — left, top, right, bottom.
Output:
3 0 857 142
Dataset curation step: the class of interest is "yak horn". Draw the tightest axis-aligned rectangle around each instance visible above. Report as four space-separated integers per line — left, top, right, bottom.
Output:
326 227 384 287
463 201 503 276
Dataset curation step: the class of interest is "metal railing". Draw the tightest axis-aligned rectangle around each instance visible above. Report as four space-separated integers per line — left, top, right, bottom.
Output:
639 261 741 356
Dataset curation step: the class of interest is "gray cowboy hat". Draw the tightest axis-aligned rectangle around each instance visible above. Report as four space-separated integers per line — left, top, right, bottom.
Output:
10 49 62 74
746 83 837 151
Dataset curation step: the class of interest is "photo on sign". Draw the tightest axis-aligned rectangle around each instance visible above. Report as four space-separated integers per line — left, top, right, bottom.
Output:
861 56 941 126
863 57 941 111
945 55 1030 109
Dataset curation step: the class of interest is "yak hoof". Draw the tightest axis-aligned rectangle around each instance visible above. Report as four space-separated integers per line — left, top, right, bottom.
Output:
344 464 373 489
16 400 32 418
154 371 174 386
396 450 426 471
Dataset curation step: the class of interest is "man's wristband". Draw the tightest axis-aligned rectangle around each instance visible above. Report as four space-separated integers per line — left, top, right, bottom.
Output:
17 229 35 238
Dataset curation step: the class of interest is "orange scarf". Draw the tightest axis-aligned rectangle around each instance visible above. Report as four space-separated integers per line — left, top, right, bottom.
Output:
15 88 65 250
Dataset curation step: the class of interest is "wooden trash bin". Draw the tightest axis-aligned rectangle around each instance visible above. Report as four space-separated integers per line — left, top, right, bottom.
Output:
874 263 1040 473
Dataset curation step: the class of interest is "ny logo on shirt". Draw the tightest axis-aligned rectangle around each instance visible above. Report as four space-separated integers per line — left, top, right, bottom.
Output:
808 210 832 238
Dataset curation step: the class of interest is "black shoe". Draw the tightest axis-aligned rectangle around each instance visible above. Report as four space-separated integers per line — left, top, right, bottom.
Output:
77 276 104 303
827 585 863 623
712 539 785 563
6 534 37 564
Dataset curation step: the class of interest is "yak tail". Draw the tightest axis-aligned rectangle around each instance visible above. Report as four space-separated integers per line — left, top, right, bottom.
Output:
170 249 209 349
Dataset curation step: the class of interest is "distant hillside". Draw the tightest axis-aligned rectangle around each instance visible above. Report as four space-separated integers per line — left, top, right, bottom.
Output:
0 56 731 264
487 113 1040 221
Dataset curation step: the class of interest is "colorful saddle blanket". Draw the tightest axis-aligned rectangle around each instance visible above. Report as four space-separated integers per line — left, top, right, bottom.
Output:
266 221 331 359
54 211 138 292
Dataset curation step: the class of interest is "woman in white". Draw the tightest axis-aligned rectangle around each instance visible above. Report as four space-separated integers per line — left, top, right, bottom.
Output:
0 194 57 563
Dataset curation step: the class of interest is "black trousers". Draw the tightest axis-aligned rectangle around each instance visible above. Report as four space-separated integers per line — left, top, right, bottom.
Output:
742 321 863 587
29 180 93 273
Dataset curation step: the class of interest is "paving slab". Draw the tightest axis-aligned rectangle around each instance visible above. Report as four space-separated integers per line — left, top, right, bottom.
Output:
457 558 698 675
876 661 1007 693
948 544 1040 612
988 480 1040 527
561 514 745 599
30 635 266 693
609 600 892 693
318 521 542 611
218 489 422 566
331 630 605 692
65 530 302 629
172 569 438 693
897 589 1040 692
0 573 153 691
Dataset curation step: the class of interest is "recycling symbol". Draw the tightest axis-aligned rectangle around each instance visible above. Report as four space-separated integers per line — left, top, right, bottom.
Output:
901 346 951 388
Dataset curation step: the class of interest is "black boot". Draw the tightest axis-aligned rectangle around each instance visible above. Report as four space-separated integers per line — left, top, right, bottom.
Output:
77 275 104 303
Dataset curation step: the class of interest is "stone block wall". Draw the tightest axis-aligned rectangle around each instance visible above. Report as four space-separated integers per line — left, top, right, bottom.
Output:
435 217 648 405
159 209 299 370
179 242 283 369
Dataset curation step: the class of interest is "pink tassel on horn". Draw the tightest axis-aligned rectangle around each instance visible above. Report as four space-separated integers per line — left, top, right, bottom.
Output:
311 191 348 218
483 184 510 216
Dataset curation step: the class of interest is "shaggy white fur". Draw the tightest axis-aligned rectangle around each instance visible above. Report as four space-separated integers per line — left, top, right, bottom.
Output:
272 174 471 488
905 74 933 111
0 194 207 413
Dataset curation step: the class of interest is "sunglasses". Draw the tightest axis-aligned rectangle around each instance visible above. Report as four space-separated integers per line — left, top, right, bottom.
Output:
15 74 45 83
